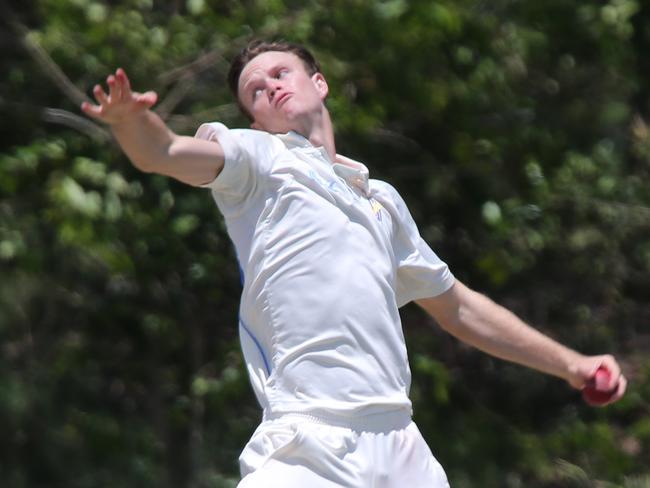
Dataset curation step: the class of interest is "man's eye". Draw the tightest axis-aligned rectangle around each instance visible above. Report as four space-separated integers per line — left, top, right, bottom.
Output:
276 69 288 79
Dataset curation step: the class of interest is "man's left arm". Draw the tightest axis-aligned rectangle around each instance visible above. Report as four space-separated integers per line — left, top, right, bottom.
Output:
416 281 627 405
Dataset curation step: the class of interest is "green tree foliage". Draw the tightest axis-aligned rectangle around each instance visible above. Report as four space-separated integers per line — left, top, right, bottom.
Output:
0 1 648 487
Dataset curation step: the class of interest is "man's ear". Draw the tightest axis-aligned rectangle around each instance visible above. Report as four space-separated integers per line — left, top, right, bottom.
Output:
312 73 329 100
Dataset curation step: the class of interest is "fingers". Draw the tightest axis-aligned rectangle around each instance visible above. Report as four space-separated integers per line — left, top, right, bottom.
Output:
100 68 129 104
597 355 622 391
136 90 158 107
116 68 132 96
107 74 122 102
80 100 102 118
81 68 146 121
80 83 110 120
81 68 156 123
110 68 131 101
596 373 627 407
93 83 109 105
579 354 628 407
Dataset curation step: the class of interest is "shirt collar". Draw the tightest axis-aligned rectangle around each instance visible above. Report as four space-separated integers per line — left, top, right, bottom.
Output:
333 155 370 195
277 130 313 149
277 131 371 194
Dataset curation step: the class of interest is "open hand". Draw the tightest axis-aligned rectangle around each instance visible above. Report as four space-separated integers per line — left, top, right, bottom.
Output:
81 68 158 125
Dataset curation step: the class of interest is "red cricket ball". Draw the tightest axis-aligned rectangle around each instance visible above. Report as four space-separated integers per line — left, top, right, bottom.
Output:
582 366 617 406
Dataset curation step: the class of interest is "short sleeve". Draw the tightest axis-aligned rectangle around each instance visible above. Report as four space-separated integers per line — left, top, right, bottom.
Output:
377 182 455 307
194 122 283 203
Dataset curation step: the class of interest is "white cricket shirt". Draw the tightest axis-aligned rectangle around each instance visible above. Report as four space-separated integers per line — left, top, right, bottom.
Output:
195 123 455 419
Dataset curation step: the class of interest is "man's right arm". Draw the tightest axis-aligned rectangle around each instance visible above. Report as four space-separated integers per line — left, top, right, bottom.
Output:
81 68 224 187
416 281 627 404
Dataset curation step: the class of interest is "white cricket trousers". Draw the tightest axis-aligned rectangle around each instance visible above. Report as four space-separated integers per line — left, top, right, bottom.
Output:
237 410 450 487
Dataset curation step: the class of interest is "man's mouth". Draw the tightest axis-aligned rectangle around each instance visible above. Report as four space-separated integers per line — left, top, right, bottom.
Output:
275 93 292 108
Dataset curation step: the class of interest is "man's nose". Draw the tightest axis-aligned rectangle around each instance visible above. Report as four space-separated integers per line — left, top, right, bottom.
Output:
268 80 281 100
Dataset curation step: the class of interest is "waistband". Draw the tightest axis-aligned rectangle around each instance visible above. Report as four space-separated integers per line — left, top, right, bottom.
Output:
262 408 412 433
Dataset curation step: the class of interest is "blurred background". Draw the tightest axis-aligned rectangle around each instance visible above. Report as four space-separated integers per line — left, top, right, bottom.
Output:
1 0 649 487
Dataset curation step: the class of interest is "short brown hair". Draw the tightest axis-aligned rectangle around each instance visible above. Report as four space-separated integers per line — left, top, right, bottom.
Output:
227 40 322 120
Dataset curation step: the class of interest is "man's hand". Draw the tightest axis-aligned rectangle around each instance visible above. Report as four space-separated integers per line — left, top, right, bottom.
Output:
568 355 627 406
81 68 157 126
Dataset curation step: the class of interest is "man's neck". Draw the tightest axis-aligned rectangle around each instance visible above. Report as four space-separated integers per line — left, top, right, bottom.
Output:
294 107 336 163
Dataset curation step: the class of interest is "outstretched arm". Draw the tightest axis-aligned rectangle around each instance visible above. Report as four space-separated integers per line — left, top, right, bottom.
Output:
81 68 224 186
416 281 627 405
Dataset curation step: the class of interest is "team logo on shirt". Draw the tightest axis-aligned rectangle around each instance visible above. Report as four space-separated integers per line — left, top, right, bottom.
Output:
369 198 384 221
307 169 384 223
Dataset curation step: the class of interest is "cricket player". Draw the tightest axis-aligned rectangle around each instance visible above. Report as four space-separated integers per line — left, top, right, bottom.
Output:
82 40 627 487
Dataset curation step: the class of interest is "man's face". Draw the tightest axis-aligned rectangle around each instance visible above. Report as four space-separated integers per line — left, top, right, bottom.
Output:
238 51 328 134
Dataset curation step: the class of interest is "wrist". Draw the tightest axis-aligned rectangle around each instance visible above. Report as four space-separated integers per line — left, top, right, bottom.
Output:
556 350 589 389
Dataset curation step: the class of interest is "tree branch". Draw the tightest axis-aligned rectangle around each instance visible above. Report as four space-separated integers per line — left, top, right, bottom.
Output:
42 108 110 142
157 36 249 86
155 38 248 120
3 6 92 108
0 1 112 142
